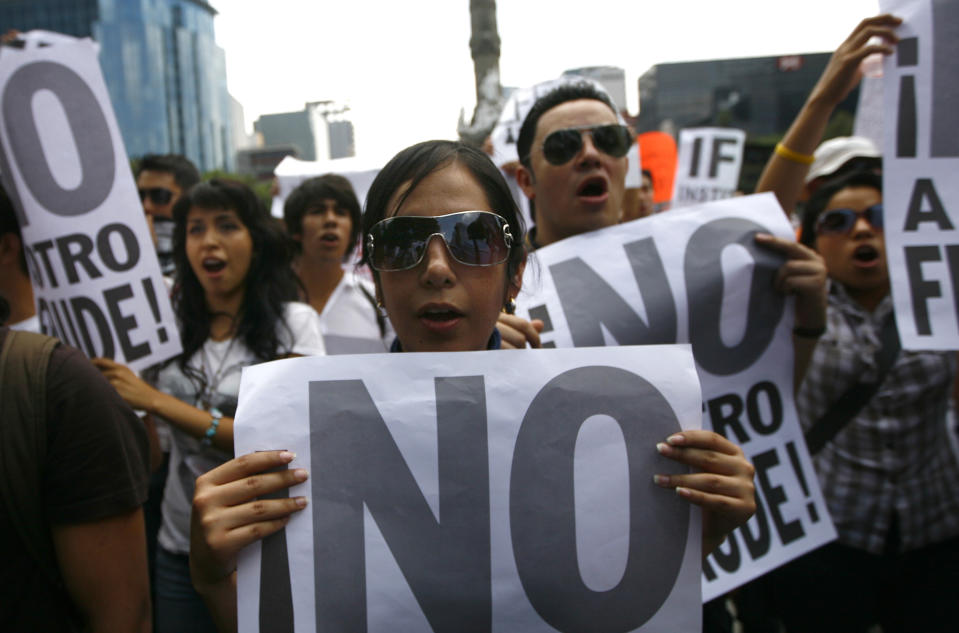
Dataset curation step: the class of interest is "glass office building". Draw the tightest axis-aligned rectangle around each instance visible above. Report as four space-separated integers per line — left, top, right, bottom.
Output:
0 0 234 172
636 53 856 137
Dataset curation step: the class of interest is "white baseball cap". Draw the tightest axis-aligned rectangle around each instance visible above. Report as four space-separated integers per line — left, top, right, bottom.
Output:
805 136 881 184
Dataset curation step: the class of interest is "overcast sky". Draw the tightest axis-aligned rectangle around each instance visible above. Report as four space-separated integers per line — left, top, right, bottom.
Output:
210 0 881 160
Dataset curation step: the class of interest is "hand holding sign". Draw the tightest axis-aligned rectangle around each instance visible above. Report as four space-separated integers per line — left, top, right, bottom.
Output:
190 450 309 631
653 430 757 558
755 233 828 331
497 312 545 349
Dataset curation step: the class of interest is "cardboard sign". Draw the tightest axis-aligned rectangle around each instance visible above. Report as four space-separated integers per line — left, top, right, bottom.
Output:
0 32 180 369
516 193 837 600
671 127 746 208
881 0 959 350
234 346 704 633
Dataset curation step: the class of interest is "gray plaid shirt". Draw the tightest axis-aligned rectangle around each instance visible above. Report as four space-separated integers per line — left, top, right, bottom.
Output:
796 282 959 554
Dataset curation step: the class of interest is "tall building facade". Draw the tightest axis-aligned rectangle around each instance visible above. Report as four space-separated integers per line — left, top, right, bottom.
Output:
636 53 860 192
0 0 234 172
636 53 857 137
252 101 354 163
254 110 321 161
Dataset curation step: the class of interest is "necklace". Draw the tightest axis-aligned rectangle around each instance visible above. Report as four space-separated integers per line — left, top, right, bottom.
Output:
198 336 239 410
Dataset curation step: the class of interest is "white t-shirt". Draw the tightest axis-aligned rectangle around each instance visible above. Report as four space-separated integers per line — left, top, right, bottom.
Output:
319 272 392 354
155 302 326 554
9 314 41 333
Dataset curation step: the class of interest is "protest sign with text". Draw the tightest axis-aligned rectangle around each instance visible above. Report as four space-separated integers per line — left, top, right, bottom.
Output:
881 0 959 350
516 193 837 600
0 32 179 369
671 127 746 208
234 346 704 633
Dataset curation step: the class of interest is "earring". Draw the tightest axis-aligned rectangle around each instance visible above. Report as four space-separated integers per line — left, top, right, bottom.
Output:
504 297 517 315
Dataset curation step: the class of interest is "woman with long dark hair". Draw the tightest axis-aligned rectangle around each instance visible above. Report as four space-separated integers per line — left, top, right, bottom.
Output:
95 179 325 633
185 143 756 631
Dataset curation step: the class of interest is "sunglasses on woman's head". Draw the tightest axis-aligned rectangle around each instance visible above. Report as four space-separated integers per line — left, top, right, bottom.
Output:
365 211 513 272
538 124 634 165
814 204 883 236
138 187 175 205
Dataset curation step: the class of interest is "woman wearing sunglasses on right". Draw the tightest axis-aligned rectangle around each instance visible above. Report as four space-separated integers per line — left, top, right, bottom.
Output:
797 170 886 311
187 140 756 632
749 168 959 632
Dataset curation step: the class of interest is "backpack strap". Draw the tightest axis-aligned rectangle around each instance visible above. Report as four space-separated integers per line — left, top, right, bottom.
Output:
0 330 64 588
804 313 901 455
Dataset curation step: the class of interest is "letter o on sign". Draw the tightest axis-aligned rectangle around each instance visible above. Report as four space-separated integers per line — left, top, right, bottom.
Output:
511 366 689 632
685 218 786 376
2 61 115 215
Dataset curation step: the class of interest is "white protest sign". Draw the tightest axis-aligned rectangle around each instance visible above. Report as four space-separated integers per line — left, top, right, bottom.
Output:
516 193 837 600
881 0 959 350
234 346 704 633
671 127 746 208
270 154 384 219
0 33 180 370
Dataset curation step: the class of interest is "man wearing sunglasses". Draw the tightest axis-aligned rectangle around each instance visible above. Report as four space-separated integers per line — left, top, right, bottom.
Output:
503 83 827 362
515 83 631 249
135 154 200 275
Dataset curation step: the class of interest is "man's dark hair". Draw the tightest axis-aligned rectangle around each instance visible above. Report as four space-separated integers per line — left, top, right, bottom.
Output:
801 169 882 247
136 154 201 191
283 174 362 257
0 185 27 274
516 82 617 172
641 169 654 185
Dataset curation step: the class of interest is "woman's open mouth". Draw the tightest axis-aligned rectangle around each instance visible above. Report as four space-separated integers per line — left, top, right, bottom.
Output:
418 305 464 332
202 258 226 273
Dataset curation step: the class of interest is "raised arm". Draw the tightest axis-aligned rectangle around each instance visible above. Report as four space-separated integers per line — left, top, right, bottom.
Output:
755 14 900 215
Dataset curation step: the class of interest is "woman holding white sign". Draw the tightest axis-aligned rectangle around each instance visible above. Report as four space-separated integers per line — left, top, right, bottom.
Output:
188 141 756 631
94 179 326 633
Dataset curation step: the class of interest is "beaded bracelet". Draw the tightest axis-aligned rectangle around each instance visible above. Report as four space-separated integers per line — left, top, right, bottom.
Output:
774 142 815 166
201 407 223 447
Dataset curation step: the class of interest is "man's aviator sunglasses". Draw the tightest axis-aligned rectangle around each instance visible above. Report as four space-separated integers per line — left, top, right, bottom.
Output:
814 204 883 236
138 187 175 205
536 124 634 165
365 211 513 272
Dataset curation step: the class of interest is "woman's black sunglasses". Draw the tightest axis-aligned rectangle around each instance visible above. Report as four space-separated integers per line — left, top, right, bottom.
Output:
539 124 634 165
365 211 513 272
815 204 883 236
